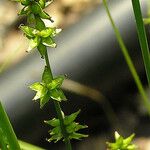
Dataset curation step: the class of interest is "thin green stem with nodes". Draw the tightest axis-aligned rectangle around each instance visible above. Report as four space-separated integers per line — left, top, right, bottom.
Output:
131 0 150 86
15 1 87 149
45 50 72 150
0 101 21 150
102 0 150 115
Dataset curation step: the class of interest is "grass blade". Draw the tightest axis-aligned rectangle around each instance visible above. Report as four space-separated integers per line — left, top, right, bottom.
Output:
102 0 150 115
0 101 21 150
131 0 150 85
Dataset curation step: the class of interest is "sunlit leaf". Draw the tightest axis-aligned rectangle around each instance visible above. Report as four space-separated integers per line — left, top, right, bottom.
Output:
27 36 40 52
44 118 60 127
48 75 65 90
39 0 46 8
64 110 80 125
21 0 30 6
50 89 67 101
33 86 47 100
39 28 55 38
107 132 137 150
39 11 50 20
40 91 50 108
123 134 135 146
29 82 43 91
31 2 42 15
20 26 38 37
42 37 56 48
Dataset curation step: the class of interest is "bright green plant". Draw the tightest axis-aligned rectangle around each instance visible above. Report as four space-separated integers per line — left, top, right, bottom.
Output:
102 0 150 115
131 0 150 85
1 0 150 149
14 0 88 149
107 132 137 150
0 102 20 150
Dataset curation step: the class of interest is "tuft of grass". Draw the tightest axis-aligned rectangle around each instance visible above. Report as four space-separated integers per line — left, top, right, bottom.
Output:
102 0 150 115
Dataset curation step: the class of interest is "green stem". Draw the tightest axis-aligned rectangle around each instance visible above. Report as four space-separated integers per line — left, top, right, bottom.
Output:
54 102 72 150
131 0 150 85
45 50 53 78
0 101 21 150
102 0 150 114
44 50 72 150
19 140 45 150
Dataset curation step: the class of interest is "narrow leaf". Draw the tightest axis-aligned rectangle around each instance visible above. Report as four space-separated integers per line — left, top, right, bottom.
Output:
69 132 88 140
39 0 46 8
33 86 47 100
31 2 43 15
42 37 56 48
64 110 80 125
47 133 63 143
40 91 50 108
49 126 61 135
66 122 87 134
27 36 40 52
48 75 65 90
44 118 60 127
39 28 55 38
35 17 46 31
29 82 43 91
50 89 67 101
20 26 38 37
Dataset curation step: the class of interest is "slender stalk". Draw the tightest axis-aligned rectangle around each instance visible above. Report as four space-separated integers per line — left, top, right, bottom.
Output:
54 102 72 150
44 50 72 150
131 0 150 85
19 140 45 150
0 101 21 150
102 0 150 114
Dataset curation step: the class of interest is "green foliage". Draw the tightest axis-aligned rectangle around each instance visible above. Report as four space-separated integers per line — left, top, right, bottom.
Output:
17 0 60 58
15 0 87 149
15 0 53 16
44 110 88 143
29 66 67 108
131 0 150 85
107 132 137 150
20 25 61 55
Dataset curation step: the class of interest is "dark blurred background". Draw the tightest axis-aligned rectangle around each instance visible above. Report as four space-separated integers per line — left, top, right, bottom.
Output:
0 0 150 149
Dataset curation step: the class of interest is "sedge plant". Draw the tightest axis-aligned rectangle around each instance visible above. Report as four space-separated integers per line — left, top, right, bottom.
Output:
103 0 150 149
102 0 150 115
13 0 88 149
0 0 149 149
